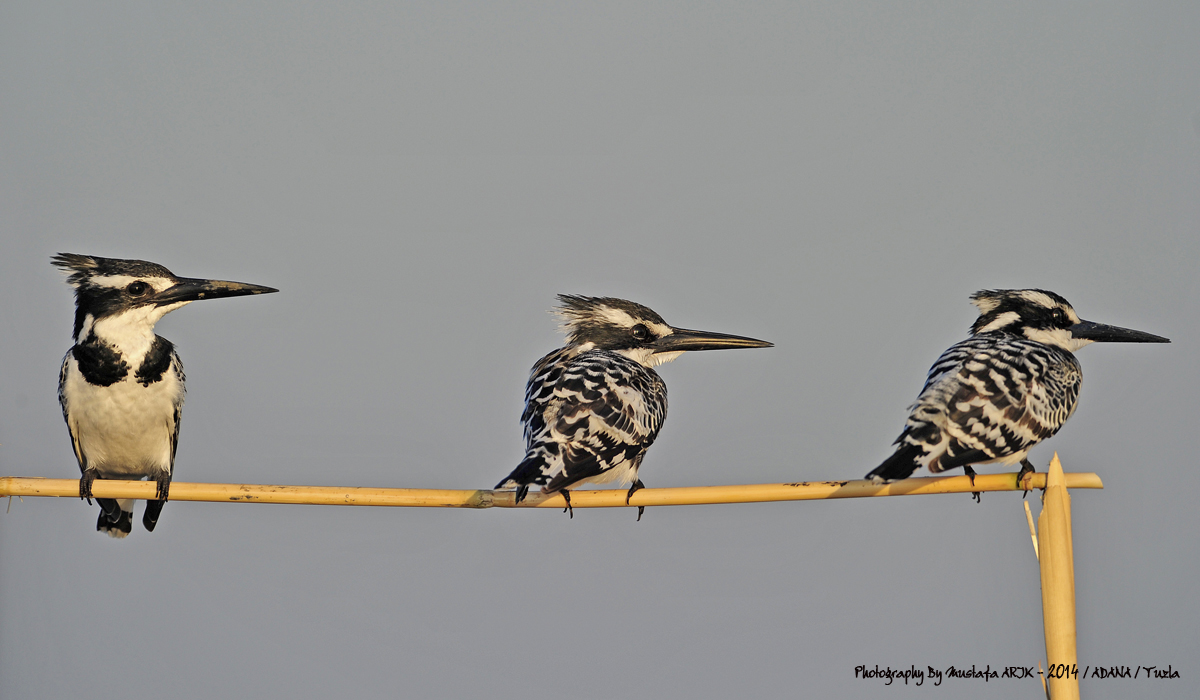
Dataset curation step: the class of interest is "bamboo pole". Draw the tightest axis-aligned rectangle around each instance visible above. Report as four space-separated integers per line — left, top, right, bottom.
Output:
1038 453 1080 700
0 471 1102 509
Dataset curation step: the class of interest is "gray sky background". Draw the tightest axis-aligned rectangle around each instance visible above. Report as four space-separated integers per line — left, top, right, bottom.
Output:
1 2 1197 698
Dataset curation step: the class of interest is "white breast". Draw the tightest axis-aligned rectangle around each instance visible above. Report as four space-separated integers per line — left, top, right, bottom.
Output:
63 354 182 479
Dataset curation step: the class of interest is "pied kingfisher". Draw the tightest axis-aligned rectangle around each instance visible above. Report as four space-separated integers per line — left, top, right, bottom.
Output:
54 253 277 537
866 289 1168 494
495 295 772 519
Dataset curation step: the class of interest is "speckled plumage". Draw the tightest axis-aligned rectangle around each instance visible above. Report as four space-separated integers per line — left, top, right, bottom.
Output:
874 334 1081 479
498 346 667 498
494 294 771 518
867 288 1168 488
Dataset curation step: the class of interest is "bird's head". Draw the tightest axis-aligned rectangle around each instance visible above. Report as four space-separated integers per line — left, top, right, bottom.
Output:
554 294 772 367
968 288 1169 351
52 253 278 343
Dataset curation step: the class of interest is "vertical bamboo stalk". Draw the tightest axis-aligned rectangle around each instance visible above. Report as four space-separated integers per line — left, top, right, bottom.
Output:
1038 453 1079 700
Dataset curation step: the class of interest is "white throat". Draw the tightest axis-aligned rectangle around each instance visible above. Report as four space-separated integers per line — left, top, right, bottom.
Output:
1023 326 1092 352
616 347 683 368
84 302 189 360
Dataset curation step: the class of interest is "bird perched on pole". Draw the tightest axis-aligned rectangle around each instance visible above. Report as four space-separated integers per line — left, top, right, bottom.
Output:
866 289 1168 496
54 253 277 537
495 295 772 519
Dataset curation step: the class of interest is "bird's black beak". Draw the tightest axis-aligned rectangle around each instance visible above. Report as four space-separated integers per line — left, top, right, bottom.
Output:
1069 320 1169 343
155 278 279 306
652 327 773 353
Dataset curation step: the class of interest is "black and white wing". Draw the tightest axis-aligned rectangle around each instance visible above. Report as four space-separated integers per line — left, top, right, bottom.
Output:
496 349 667 497
167 349 186 469
870 336 1082 480
59 351 87 473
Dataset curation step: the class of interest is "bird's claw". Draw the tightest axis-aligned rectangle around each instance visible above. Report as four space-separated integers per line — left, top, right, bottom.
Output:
79 471 96 505
1017 460 1035 498
155 475 171 501
626 480 646 521
964 467 981 503
561 490 573 519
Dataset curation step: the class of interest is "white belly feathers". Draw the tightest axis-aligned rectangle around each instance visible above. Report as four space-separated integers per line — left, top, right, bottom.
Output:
63 353 180 478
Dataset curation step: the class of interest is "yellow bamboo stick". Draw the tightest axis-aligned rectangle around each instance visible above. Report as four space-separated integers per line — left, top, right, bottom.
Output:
1038 453 1080 700
0 471 1102 508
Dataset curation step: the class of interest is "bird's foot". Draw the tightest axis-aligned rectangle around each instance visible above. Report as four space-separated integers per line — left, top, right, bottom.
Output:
514 484 529 504
1017 459 1035 498
561 490 573 519
626 480 646 521
79 471 96 504
154 474 171 501
964 467 981 503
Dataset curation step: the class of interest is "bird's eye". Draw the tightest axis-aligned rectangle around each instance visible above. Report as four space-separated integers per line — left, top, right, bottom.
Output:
1052 308 1067 325
127 281 150 296
631 324 651 341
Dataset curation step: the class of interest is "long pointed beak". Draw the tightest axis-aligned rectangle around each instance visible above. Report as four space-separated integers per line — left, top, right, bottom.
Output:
652 327 773 353
155 277 279 306
1069 320 1169 343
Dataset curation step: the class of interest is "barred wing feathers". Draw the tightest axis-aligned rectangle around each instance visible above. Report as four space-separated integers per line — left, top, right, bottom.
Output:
874 336 1082 480
498 349 667 494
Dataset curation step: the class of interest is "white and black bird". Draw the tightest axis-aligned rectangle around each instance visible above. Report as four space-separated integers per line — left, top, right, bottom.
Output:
866 289 1168 494
495 295 772 519
54 253 277 537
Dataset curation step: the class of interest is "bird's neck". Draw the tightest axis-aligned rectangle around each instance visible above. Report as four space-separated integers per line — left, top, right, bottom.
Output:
613 347 681 368
78 308 166 366
972 328 1088 354
1020 327 1092 353
557 342 678 370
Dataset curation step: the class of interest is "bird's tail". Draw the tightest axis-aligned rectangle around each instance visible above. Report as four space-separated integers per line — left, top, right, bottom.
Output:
143 499 166 532
96 499 133 538
865 442 925 483
495 455 551 503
